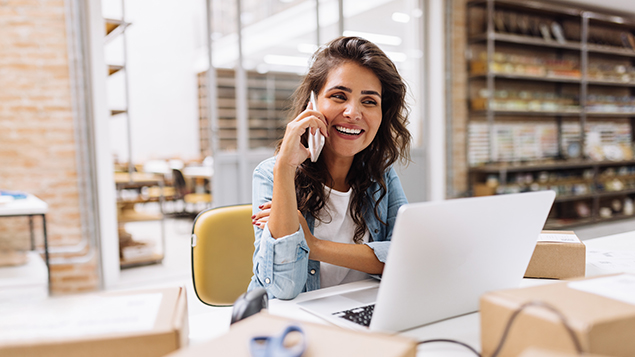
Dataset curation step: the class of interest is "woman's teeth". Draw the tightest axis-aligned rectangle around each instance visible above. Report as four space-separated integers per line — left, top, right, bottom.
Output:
335 126 362 135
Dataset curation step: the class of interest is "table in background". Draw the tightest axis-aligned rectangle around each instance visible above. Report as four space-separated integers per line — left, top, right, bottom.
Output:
0 194 49 294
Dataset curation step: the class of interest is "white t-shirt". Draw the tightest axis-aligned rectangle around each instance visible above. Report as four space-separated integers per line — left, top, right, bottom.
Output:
314 187 370 288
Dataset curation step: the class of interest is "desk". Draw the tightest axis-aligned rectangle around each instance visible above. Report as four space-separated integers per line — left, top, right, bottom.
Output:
182 166 213 179
187 231 635 356
0 195 49 294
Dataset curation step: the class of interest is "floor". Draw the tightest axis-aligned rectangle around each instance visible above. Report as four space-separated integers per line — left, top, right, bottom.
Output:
108 214 635 342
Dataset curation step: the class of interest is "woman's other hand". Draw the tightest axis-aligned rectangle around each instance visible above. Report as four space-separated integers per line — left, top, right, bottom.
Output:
253 202 320 253
252 201 271 229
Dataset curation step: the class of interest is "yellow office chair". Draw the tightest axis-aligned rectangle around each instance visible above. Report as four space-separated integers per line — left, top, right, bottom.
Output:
191 204 255 306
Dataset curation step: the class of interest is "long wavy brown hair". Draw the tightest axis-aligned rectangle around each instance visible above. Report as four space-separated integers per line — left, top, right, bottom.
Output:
279 36 412 243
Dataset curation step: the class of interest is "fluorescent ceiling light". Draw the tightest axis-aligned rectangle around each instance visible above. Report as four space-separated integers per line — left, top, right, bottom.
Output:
385 51 407 62
263 54 310 67
342 31 402 46
297 43 319 54
392 12 410 23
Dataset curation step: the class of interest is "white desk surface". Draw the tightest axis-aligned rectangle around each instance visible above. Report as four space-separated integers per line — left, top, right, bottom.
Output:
0 194 48 216
188 231 635 356
182 166 213 178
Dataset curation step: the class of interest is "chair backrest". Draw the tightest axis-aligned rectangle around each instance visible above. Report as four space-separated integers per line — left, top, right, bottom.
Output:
191 204 255 306
171 168 188 197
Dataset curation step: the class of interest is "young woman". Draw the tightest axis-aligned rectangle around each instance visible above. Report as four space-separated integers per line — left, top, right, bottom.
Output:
248 36 412 299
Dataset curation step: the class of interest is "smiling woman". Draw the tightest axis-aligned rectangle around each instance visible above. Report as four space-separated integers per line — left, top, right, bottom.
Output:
248 36 412 299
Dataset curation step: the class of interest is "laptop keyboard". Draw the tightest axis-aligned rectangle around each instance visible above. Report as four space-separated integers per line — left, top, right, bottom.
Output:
332 304 375 327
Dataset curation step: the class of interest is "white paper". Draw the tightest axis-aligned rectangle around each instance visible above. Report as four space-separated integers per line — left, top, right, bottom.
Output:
568 274 635 306
586 249 635 276
0 293 163 342
537 233 580 243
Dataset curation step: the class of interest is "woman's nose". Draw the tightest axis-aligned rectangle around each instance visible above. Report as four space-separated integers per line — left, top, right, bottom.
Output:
343 102 362 121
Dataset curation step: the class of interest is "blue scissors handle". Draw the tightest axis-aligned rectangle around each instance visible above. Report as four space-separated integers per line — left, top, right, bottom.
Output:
250 324 306 357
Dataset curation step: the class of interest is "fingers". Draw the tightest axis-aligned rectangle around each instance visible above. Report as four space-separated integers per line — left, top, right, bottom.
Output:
252 202 272 229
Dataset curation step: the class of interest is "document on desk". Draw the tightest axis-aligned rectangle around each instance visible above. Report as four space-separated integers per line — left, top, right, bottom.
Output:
586 249 635 276
0 293 163 342
569 274 635 306
537 232 580 243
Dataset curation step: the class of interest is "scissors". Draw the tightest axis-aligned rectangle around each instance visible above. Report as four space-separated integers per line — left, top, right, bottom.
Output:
250 324 307 357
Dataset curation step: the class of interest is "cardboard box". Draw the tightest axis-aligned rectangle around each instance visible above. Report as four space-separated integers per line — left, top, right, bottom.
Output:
166 312 417 357
0 286 188 357
480 274 635 357
524 231 585 279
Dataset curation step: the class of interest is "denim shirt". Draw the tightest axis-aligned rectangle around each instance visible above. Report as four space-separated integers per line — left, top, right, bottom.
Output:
247 156 408 300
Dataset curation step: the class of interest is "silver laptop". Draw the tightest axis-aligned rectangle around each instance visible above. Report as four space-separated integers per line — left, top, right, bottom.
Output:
297 190 556 332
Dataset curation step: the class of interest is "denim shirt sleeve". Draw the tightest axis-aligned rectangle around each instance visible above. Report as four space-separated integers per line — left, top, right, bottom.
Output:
248 157 310 300
364 167 408 263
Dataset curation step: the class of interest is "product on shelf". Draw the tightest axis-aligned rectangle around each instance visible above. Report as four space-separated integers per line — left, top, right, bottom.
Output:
471 51 581 79
467 0 635 229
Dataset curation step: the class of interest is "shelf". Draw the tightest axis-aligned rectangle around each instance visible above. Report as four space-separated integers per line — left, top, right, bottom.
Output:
117 211 163 223
108 65 124 76
104 18 130 42
120 252 163 269
469 32 582 51
470 109 581 116
586 111 635 117
597 189 635 198
469 73 581 84
467 0 581 17
470 159 635 173
554 193 595 203
466 0 635 229
544 218 595 230
110 109 127 116
114 172 163 185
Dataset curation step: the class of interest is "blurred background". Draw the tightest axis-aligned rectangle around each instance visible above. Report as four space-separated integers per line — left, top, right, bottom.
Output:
2 0 635 295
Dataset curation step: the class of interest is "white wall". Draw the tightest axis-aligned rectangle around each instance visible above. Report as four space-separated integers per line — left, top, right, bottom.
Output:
104 0 204 163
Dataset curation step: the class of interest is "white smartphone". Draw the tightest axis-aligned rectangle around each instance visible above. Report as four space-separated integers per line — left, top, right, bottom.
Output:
308 91 325 162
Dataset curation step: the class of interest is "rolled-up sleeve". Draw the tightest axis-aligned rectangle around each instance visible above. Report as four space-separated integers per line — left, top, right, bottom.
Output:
363 167 408 263
248 158 310 300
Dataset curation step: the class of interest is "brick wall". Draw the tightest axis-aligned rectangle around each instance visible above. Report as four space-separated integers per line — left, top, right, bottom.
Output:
450 0 469 196
0 0 99 294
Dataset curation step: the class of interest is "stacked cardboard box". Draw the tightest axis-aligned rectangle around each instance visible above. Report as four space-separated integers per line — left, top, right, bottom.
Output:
525 231 586 279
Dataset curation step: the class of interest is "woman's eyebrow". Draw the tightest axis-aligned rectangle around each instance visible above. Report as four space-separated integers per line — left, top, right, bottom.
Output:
326 86 381 97
326 85 352 93
361 90 381 97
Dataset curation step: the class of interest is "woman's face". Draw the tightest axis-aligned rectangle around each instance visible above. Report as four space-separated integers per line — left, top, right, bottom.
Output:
317 61 383 161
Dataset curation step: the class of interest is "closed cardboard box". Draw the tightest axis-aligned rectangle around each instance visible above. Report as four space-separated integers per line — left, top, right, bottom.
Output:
481 274 635 357
524 231 585 279
0 286 188 357
166 312 417 357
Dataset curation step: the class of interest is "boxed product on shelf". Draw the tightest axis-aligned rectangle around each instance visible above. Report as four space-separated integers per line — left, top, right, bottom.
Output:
468 121 559 165
480 274 635 357
561 120 632 162
524 231 585 279
0 286 188 357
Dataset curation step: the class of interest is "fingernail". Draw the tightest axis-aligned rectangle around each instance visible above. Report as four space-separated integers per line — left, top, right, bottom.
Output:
258 204 264 209
251 215 256 219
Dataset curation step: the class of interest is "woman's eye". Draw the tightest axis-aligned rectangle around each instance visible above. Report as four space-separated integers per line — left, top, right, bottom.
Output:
363 99 378 106
331 93 346 101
